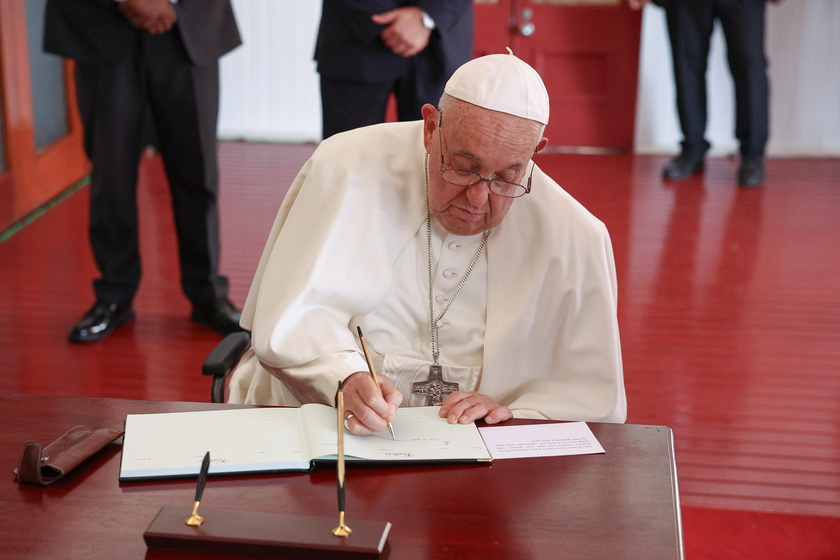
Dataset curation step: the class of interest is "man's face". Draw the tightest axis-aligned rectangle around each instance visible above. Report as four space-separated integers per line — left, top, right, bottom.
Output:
422 103 545 237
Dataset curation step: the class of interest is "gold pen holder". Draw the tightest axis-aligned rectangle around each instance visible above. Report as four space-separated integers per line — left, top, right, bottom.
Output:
185 501 204 526
332 511 352 537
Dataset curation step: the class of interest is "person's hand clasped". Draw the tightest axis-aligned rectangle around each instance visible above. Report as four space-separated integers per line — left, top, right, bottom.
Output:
341 371 403 436
438 391 513 425
119 0 177 35
372 7 432 58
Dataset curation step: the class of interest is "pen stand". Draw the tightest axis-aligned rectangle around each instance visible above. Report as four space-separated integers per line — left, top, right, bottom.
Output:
144 506 391 559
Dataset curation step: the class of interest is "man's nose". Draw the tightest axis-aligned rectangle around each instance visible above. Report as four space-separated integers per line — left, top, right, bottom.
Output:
465 180 492 207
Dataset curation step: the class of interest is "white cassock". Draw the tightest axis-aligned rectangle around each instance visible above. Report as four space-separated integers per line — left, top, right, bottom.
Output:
229 121 627 423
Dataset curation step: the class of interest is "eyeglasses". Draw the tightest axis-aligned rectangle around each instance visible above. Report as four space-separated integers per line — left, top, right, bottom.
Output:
437 115 534 199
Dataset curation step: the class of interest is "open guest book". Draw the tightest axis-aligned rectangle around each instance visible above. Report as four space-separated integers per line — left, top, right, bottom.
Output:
119 405 492 482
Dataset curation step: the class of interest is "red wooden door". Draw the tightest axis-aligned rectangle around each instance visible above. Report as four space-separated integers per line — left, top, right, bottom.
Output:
0 1 88 234
474 0 642 151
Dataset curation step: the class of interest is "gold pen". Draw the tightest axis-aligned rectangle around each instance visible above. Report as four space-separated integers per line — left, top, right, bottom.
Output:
356 326 396 440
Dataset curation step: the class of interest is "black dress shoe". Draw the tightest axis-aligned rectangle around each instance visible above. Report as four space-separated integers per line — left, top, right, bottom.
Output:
662 153 705 180
190 298 243 336
68 302 135 343
739 157 765 188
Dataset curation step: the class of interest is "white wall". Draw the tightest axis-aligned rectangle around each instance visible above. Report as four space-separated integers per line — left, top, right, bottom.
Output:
635 0 840 156
219 0 840 156
218 0 322 142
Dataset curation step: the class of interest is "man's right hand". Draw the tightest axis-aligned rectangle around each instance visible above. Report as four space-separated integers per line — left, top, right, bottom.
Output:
341 371 402 436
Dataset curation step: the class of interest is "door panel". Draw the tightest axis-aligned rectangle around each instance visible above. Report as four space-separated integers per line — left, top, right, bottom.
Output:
26 0 69 150
0 0 87 233
474 0 642 150
473 0 515 57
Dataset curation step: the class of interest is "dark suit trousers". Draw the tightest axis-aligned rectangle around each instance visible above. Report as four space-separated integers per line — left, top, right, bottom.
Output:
320 56 447 139
74 30 228 307
666 0 769 158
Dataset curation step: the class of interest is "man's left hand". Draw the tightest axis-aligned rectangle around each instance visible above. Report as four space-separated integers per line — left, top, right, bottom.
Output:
371 7 431 58
438 391 513 425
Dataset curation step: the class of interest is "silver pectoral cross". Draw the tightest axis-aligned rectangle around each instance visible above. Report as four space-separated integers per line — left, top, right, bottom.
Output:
412 364 459 405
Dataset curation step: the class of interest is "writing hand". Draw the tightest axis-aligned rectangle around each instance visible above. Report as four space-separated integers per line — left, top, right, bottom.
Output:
627 0 651 10
119 0 177 35
342 371 402 436
371 7 431 58
438 391 513 425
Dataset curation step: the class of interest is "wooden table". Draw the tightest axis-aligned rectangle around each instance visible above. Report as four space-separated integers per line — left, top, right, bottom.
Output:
1 394 684 559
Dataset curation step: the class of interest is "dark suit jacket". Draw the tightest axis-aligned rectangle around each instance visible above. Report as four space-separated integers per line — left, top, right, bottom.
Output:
43 0 241 66
315 0 473 84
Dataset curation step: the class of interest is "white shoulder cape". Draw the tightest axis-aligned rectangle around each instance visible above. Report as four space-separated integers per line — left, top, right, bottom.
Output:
230 121 626 423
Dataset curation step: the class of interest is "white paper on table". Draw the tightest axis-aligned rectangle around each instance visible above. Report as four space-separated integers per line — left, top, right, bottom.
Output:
478 421 605 459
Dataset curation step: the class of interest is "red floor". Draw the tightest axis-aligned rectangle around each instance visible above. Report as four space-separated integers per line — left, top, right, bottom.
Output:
1 143 839 557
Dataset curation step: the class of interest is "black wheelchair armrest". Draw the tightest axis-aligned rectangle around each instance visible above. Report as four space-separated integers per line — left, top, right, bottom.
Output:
202 331 251 403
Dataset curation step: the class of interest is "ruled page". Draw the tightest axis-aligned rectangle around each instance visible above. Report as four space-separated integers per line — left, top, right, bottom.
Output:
303 405 492 462
119 407 311 480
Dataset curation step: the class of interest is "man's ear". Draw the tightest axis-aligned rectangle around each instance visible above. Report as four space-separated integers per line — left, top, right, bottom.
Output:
534 136 549 155
421 104 439 152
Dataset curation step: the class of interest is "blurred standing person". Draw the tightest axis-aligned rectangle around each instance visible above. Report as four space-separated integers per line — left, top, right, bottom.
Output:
315 0 473 139
44 0 244 343
629 0 783 187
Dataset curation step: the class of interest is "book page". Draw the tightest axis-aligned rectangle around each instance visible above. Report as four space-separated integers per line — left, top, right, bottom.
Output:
302 405 492 462
120 408 311 480
478 421 605 459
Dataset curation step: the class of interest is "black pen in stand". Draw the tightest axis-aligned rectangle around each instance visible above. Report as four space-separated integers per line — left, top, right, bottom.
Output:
332 381 352 537
185 451 210 526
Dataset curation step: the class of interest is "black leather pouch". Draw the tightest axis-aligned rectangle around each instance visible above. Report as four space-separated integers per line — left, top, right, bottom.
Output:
14 425 124 485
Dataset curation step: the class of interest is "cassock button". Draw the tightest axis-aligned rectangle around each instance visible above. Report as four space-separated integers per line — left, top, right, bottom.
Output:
435 295 448 304
448 242 461 251
443 269 457 279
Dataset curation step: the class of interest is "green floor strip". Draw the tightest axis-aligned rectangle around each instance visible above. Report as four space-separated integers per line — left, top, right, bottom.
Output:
0 176 90 244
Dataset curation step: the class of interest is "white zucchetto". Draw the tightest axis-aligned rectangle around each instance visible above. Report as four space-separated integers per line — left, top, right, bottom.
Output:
444 48 550 125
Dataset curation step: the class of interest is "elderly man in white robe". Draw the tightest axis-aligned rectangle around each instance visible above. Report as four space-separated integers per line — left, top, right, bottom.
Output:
228 51 627 435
